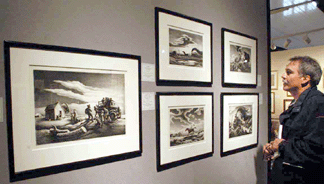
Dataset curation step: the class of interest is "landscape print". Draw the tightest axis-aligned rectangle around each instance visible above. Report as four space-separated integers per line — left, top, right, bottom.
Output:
229 44 252 73
228 104 252 138
34 69 125 145
169 106 204 147
169 28 203 67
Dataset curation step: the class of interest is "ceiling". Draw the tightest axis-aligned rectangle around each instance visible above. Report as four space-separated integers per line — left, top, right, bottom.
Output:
270 0 324 50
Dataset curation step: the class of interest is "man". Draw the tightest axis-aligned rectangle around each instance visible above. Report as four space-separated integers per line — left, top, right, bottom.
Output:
263 56 324 183
85 104 93 121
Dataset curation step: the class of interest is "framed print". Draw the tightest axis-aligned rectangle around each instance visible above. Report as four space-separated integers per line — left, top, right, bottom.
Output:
155 7 212 86
4 41 142 181
156 92 213 171
271 92 275 114
220 93 259 157
271 71 278 90
284 99 293 111
271 119 280 141
222 28 258 88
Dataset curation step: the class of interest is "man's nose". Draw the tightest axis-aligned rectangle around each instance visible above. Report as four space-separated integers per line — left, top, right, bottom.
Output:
281 73 286 79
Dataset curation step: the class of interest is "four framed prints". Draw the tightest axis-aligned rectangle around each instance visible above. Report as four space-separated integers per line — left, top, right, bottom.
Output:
3 7 263 181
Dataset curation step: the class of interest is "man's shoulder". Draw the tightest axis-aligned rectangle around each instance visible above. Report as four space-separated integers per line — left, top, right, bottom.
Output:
307 89 324 104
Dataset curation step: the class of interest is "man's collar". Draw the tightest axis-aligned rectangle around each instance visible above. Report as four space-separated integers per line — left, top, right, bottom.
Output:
295 86 316 105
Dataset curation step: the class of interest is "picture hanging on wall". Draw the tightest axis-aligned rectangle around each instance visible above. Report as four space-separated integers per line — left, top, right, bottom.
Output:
4 41 142 182
271 71 278 90
222 28 258 88
156 92 213 171
271 92 275 114
155 7 212 86
220 93 259 157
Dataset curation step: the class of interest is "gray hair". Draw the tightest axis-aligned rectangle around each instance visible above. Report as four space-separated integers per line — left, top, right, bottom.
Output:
289 56 322 86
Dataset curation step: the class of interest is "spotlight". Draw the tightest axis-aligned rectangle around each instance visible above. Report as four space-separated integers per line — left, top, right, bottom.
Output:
271 43 277 50
303 34 311 44
284 39 291 48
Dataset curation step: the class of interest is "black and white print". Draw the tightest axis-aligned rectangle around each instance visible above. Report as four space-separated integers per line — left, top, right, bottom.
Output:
229 44 251 73
228 104 252 138
169 106 204 146
169 28 203 67
34 69 125 145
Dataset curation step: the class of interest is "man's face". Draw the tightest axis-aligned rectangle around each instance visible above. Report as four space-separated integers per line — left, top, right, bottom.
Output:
282 61 305 92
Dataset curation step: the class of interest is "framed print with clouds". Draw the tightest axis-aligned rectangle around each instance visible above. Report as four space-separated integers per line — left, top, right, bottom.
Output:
4 41 142 181
220 93 259 157
155 7 212 86
156 92 213 171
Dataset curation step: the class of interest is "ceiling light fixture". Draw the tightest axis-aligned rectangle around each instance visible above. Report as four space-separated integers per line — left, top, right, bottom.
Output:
271 27 324 49
271 43 277 50
271 27 324 41
284 39 291 48
303 34 311 44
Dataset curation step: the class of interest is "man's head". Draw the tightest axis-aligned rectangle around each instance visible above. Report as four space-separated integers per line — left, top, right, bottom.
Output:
290 56 322 87
282 56 322 94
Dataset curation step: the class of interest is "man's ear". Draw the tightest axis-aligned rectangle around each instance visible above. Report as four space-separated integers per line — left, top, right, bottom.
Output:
302 75 311 85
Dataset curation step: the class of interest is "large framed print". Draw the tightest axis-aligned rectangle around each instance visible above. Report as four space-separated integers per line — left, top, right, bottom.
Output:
156 92 213 171
222 28 258 88
4 41 142 181
155 7 212 86
220 93 259 157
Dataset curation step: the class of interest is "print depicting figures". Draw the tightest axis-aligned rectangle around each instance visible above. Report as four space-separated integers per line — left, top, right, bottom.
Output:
228 104 252 138
169 28 203 67
34 69 125 145
169 106 204 147
229 44 251 73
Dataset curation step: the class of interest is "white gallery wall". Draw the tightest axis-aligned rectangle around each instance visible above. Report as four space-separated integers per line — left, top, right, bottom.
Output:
0 0 269 183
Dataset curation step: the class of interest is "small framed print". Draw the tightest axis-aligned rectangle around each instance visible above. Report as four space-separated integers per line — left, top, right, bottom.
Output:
271 92 275 114
221 93 259 157
156 92 213 171
271 119 280 141
271 71 278 90
222 28 258 88
283 99 293 111
155 7 212 86
4 41 142 181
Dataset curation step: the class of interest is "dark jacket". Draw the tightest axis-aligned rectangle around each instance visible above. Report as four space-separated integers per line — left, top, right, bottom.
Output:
271 87 324 183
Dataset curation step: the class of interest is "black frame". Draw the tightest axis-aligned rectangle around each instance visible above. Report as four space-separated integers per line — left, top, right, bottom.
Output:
221 28 258 88
220 93 259 157
156 92 214 171
4 41 142 182
155 7 213 87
